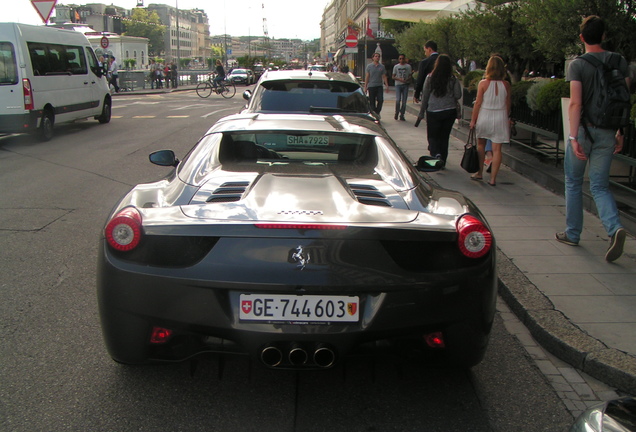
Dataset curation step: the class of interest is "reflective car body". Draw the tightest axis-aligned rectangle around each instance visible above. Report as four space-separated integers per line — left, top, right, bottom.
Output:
228 68 254 85
570 397 636 432
241 69 378 122
97 113 497 369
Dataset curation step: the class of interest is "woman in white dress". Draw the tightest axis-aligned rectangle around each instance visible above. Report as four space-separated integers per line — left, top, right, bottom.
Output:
469 56 511 186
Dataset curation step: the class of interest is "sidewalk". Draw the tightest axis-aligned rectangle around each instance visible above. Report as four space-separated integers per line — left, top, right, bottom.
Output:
380 87 636 395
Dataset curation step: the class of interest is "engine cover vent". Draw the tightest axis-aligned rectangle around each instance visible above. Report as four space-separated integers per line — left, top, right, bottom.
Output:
206 181 250 203
348 183 392 207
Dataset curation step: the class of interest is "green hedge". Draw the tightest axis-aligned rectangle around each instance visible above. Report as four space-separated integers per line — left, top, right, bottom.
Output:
510 80 534 108
536 79 570 114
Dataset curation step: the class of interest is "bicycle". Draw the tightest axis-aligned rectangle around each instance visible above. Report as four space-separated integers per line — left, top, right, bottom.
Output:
196 73 236 99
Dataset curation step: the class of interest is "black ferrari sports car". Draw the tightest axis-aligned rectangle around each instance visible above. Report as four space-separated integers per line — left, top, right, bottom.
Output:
97 113 497 369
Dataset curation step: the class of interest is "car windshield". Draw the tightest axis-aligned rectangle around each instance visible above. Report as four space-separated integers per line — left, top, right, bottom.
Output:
232 69 247 74
251 80 370 114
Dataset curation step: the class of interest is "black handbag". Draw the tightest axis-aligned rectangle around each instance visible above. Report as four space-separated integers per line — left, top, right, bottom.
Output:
460 129 480 173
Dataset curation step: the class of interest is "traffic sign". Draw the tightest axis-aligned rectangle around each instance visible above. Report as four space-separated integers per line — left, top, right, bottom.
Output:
345 34 357 48
100 36 109 49
31 0 57 24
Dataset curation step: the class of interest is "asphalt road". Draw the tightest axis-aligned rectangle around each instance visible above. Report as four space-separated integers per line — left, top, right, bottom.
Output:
0 90 573 431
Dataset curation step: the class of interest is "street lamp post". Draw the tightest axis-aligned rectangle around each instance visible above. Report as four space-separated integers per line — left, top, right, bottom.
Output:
176 0 180 68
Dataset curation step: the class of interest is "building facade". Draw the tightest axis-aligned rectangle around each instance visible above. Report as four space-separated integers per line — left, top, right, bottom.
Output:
321 0 397 77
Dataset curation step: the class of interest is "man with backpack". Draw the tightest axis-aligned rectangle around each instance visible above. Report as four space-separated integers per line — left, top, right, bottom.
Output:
556 15 631 262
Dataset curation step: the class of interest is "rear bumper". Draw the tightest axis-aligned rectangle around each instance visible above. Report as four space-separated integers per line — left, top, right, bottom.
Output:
0 112 39 134
97 241 497 366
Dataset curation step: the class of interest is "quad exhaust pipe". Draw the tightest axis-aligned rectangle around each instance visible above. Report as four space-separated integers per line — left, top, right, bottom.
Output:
260 343 335 368
260 346 283 367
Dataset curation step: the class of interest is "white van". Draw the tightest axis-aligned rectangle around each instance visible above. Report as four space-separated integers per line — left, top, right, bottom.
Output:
0 23 111 141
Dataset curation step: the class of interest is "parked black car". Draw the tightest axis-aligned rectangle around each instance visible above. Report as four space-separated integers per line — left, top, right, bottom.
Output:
97 113 497 370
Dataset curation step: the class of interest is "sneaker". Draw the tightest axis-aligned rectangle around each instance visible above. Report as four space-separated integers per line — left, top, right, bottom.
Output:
555 232 578 246
394 113 399 120
605 228 626 262
400 116 406 121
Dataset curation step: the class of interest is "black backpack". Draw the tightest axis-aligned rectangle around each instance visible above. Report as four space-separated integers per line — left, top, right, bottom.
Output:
579 52 631 130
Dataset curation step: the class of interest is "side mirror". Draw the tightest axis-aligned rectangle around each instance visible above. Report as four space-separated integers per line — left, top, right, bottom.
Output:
243 90 252 101
149 150 179 167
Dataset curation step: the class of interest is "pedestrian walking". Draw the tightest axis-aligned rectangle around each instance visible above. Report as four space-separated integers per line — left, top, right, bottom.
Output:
171 62 178 88
149 59 157 89
364 52 388 116
413 40 439 103
108 57 119 93
555 15 630 262
469 55 511 186
392 53 412 121
416 54 462 166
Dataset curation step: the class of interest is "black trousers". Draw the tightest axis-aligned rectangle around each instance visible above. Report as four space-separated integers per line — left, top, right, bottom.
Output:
426 109 456 162
367 86 384 114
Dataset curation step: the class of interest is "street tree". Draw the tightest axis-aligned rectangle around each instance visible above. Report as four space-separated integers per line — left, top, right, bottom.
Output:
517 0 636 62
123 8 165 57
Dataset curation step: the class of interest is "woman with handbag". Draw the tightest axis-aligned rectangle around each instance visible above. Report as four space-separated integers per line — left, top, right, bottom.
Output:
416 54 462 167
469 55 511 186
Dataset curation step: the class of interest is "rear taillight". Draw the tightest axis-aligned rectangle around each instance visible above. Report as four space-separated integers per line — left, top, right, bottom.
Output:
150 326 173 344
22 78 34 110
105 207 143 251
456 214 492 258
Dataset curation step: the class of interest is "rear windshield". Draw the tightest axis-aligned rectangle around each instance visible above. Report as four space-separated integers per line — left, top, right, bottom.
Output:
252 80 370 114
178 131 378 184
219 132 377 165
0 42 18 85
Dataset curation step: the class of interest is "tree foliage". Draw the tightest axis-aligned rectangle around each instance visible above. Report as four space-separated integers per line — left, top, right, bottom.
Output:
123 8 165 57
390 0 635 82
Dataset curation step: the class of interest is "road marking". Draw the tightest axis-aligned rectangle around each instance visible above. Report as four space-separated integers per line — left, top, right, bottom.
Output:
132 116 156 118
202 108 238 118
166 116 189 118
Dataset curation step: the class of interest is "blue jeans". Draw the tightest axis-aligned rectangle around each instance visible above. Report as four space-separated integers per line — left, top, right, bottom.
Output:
395 85 409 116
564 126 623 242
212 75 224 88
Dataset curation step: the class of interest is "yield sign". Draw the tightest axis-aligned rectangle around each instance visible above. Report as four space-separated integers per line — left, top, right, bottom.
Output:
31 0 58 24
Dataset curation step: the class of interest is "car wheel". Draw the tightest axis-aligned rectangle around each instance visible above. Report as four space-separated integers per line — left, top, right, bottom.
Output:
38 109 54 141
97 97 111 124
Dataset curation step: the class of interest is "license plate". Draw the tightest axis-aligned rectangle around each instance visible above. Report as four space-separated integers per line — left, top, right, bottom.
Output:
286 135 330 146
240 294 359 323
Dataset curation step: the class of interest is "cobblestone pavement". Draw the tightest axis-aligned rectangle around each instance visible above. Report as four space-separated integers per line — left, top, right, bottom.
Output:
498 297 623 418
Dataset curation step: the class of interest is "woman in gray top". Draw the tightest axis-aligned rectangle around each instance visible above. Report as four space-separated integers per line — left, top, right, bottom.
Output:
417 54 462 165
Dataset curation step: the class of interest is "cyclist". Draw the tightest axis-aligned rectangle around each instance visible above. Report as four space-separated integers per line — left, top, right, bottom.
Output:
212 59 226 90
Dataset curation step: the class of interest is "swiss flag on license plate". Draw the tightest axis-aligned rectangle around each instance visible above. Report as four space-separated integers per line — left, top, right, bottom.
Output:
241 300 252 314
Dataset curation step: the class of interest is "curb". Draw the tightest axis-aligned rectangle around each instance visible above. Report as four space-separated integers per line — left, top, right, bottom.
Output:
405 102 636 395
497 251 636 394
